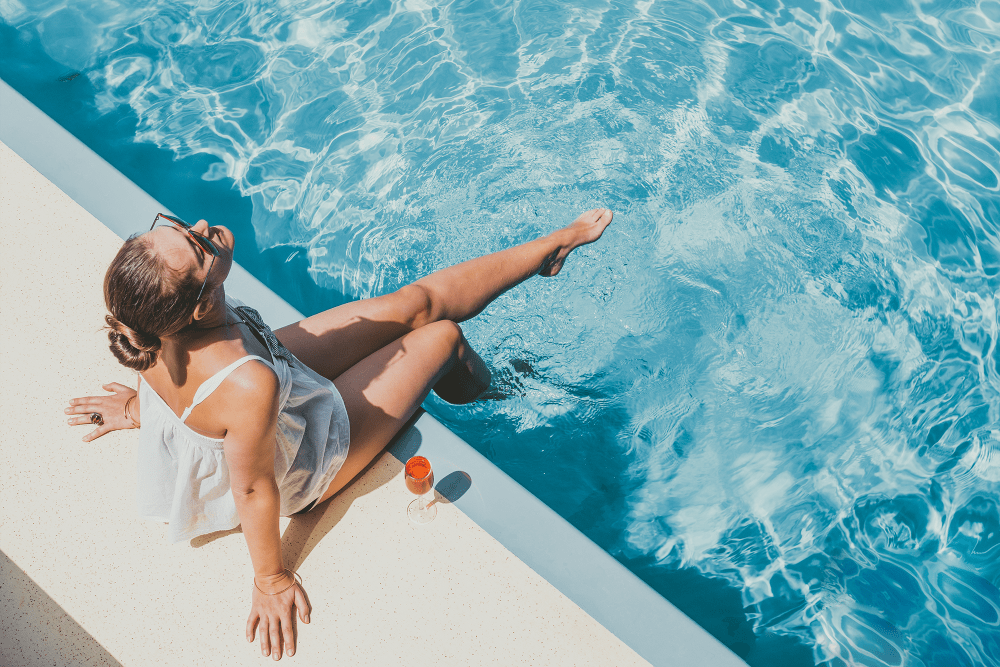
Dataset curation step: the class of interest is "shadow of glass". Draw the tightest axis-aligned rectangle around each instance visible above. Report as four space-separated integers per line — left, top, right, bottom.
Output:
1 549 124 666
433 470 472 504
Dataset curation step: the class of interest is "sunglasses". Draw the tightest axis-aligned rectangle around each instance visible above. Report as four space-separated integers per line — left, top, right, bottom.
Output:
150 213 221 302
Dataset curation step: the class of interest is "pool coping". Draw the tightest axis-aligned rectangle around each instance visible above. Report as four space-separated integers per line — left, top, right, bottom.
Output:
0 78 745 667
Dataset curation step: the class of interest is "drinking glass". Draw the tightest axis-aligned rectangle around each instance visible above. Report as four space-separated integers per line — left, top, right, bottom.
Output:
405 456 437 524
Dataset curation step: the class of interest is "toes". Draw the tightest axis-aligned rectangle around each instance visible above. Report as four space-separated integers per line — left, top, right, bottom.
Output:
575 208 613 227
591 208 612 225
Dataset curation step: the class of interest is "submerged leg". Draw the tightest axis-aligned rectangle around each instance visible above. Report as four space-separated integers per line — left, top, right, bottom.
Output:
313 320 487 505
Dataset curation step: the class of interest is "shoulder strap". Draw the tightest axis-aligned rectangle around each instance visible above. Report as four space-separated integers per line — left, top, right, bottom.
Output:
180 355 273 422
232 305 295 364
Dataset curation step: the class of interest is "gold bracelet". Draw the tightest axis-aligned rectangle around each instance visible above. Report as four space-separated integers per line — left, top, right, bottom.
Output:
124 395 140 429
253 569 301 596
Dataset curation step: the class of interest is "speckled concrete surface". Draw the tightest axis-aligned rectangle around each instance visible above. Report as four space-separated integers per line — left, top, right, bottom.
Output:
0 140 651 666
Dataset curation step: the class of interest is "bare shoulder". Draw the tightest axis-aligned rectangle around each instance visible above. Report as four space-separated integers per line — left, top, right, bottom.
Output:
225 358 279 393
218 360 281 471
216 360 280 425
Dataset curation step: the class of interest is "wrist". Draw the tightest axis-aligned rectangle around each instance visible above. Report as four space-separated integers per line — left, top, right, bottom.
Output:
124 394 140 428
255 569 289 583
254 568 298 595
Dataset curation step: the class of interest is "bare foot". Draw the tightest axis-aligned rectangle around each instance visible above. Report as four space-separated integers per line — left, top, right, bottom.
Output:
538 208 614 277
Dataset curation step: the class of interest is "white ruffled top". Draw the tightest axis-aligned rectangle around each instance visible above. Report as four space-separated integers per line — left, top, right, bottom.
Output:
135 297 350 543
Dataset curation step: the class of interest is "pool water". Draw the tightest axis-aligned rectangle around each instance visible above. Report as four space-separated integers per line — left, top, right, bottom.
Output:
4 1 1000 665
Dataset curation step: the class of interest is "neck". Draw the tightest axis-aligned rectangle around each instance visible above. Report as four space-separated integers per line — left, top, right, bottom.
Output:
160 287 231 348
191 286 229 330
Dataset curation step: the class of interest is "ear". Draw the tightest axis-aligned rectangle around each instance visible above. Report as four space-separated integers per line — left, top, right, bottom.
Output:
191 298 212 323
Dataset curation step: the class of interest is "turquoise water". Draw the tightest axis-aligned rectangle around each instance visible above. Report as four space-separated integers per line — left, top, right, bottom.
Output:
4 0 1000 664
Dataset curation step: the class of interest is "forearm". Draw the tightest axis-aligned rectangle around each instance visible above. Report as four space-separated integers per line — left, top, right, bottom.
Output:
233 479 285 577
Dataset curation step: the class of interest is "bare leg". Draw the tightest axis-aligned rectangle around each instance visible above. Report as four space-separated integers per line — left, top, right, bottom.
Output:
409 207 614 325
312 320 487 505
276 208 614 380
288 209 614 509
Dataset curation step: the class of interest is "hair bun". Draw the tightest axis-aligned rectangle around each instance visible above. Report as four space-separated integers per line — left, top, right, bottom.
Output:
106 314 160 352
105 314 160 371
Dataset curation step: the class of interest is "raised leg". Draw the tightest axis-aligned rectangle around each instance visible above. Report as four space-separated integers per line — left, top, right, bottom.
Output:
408 207 614 325
311 320 488 505
275 208 613 381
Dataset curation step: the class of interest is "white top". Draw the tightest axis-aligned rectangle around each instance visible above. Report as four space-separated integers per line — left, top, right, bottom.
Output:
135 297 351 543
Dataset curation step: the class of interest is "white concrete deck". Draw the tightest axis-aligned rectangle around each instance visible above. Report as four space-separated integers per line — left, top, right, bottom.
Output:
0 139 652 666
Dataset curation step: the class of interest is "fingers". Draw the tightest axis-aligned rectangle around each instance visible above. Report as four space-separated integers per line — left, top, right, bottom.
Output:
258 615 286 660
67 415 98 426
66 401 109 421
67 385 136 413
295 586 311 623
66 413 114 441
65 398 115 416
259 616 271 657
281 611 296 657
64 407 113 440
247 611 259 643
83 425 111 442
251 588 306 660
66 386 138 438
66 397 104 411
269 618 283 660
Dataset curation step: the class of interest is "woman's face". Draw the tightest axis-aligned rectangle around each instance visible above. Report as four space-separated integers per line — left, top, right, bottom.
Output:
144 219 235 298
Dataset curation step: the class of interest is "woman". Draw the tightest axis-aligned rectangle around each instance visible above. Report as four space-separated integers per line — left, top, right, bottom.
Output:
66 207 613 660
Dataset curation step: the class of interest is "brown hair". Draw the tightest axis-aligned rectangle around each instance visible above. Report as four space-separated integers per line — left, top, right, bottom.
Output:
103 234 203 372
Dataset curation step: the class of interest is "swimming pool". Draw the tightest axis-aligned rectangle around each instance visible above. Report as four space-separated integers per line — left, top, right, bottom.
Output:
3 1 999 665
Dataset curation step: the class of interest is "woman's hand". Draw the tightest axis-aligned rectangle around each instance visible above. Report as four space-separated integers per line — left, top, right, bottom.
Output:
248 571 311 660
65 383 137 442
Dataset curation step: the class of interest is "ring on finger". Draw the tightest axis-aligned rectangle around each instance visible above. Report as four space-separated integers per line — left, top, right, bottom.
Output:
90 413 104 426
